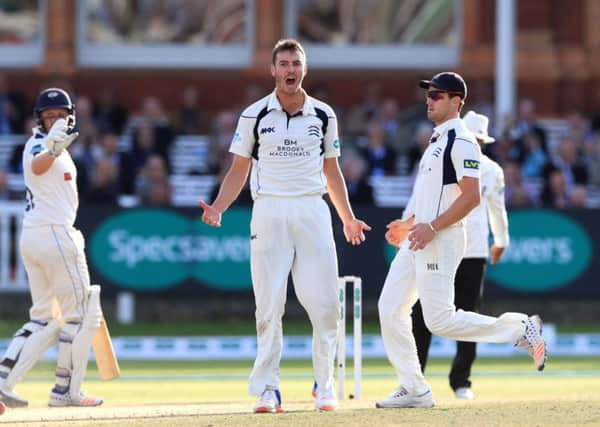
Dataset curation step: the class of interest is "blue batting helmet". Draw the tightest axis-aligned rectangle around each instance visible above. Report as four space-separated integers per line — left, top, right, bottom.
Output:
34 88 75 124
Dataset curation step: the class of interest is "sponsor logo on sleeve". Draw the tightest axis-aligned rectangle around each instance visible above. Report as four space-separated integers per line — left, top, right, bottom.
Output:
464 159 480 169
30 144 43 155
333 139 340 149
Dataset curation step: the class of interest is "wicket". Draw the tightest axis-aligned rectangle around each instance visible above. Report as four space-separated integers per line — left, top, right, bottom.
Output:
336 275 362 400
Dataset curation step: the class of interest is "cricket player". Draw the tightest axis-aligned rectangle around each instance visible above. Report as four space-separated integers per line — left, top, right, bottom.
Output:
0 88 103 408
376 72 546 409
198 39 371 413
411 110 510 400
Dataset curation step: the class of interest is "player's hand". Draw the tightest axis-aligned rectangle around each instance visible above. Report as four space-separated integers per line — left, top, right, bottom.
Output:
343 218 371 246
490 245 506 265
198 199 222 227
385 219 412 247
45 119 78 157
407 222 436 251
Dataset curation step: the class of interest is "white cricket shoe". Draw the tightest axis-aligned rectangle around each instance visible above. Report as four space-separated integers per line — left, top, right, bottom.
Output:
0 388 28 408
48 390 103 407
253 387 282 413
454 387 474 400
516 315 547 371
315 388 338 412
376 386 435 408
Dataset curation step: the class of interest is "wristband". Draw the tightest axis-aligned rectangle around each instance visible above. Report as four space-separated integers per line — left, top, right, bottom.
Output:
428 222 438 234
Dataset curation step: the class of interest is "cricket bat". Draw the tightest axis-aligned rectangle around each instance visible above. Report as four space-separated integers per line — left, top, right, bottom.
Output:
92 318 120 381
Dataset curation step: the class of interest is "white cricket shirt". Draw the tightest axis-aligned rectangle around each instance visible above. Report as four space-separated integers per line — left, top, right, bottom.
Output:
229 91 340 197
22 127 78 227
464 154 509 258
411 118 481 224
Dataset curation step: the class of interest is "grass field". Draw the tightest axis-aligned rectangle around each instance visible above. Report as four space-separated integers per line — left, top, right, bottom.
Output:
0 357 599 426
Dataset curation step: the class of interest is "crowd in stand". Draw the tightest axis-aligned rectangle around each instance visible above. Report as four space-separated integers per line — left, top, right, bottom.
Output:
0 75 599 210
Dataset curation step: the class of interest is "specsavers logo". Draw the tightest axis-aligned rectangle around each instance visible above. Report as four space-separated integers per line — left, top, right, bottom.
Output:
89 209 251 291
487 210 592 292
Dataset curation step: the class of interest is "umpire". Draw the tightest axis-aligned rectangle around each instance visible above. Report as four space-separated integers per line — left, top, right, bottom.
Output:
411 110 509 400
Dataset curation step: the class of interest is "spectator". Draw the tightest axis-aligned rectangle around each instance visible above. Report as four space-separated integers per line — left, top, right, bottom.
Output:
94 88 128 134
339 148 374 205
504 161 538 208
70 95 101 195
84 157 119 205
134 154 172 205
584 130 600 187
8 117 36 175
207 109 237 174
540 167 570 209
547 137 589 193
98 132 128 194
176 85 203 134
506 98 548 163
407 121 434 175
359 120 397 176
570 185 588 208
121 122 156 194
0 74 28 134
379 98 403 154
135 96 174 171
344 81 381 137
0 169 9 200
520 132 547 178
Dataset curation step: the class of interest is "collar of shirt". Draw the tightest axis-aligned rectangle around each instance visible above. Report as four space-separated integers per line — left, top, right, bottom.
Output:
432 117 463 141
267 90 317 116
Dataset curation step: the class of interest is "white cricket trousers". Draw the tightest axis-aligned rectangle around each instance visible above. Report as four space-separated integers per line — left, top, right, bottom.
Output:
378 226 527 394
248 195 339 396
20 225 90 323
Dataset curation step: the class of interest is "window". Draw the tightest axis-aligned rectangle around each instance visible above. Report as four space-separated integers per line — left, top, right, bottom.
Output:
285 0 461 69
78 0 254 68
0 0 44 66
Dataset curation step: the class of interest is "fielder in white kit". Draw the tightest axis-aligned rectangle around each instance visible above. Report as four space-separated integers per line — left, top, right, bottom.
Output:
376 72 547 409
411 110 511 400
0 88 103 408
198 39 371 413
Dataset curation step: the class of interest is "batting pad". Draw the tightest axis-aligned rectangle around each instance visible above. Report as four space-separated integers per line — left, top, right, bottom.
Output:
69 285 102 396
3 320 62 390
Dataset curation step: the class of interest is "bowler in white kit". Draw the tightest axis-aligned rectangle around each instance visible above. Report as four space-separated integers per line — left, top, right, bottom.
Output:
376 72 547 409
199 39 371 413
0 88 103 408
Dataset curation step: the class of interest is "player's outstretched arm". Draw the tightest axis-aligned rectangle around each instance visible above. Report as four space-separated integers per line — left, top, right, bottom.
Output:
198 154 251 227
323 157 371 246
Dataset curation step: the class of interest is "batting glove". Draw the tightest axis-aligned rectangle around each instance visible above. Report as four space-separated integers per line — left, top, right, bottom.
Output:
45 119 78 157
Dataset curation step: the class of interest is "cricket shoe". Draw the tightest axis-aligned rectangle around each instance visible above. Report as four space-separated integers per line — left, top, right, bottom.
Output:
516 315 547 371
48 389 103 407
454 387 474 400
0 388 28 408
253 387 282 413
315 388 338 412
375 386 435 408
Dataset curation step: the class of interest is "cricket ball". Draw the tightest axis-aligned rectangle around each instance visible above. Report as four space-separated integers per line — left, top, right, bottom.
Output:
0 401 5 415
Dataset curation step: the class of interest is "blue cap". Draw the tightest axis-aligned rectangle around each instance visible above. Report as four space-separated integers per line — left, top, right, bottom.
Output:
419 72 467 100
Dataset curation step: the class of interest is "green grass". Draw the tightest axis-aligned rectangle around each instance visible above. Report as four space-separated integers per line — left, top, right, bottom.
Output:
1 357 599 426
1 319 599 338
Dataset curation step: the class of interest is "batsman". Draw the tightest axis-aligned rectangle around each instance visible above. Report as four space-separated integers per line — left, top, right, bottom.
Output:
0 88 104 407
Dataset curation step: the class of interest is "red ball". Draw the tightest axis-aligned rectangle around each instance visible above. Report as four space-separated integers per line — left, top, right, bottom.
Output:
0 401 5 415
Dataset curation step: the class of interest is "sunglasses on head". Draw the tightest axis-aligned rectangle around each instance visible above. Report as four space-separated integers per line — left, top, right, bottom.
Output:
426 90 463 101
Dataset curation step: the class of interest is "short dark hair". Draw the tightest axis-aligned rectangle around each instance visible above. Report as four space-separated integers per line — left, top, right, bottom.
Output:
272 38 306 65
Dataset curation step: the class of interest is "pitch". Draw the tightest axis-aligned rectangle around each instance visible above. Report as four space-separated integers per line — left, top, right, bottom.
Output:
0 357 598 426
